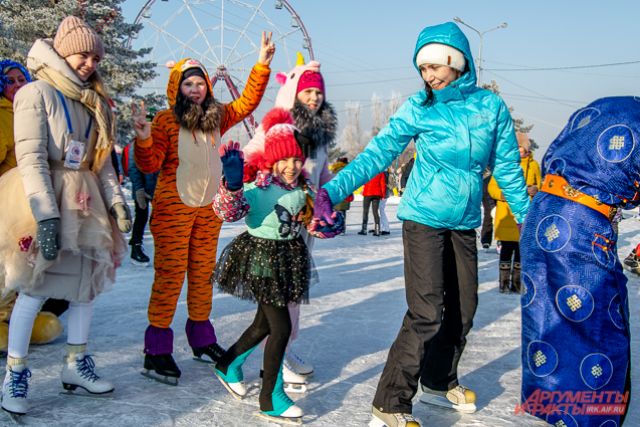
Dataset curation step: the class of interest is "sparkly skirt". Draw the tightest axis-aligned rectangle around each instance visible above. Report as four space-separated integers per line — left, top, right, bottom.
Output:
213 232 317 307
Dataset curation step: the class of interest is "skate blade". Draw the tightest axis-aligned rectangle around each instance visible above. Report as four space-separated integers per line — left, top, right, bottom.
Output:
255 412 302 425
59 389 114 399
419 392 476 413
214 371 245 401
2 409 25 425
130 259 150 267
192 355 214 364
284 382 307 393
141 369 179 386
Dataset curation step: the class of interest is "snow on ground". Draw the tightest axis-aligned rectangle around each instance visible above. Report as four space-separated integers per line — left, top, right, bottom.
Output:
6 199 639 426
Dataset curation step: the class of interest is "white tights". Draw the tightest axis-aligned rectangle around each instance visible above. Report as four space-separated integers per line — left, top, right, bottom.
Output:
7 293 93 359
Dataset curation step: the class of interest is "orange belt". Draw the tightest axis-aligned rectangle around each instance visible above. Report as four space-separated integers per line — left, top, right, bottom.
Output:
540 174 617 220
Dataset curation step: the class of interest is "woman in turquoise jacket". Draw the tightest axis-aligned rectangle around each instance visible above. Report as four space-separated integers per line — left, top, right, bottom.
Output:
313 22 530 427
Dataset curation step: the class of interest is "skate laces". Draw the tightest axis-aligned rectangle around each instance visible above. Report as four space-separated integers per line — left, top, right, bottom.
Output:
76 355 100 382
8 368 31 398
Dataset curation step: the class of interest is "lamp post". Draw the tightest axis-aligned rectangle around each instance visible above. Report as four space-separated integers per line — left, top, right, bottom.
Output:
453 17 507 85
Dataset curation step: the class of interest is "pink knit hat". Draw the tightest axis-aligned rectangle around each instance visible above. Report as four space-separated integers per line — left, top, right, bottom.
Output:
262 108 305 168
53 16 105 59
296 70 324 94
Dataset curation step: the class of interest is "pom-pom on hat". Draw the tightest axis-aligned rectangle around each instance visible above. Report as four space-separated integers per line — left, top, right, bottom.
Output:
53 16 105 59
261 108 305 168
415 42 465 72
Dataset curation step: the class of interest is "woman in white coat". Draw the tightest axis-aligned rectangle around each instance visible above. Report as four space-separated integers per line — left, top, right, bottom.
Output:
0 16 130 416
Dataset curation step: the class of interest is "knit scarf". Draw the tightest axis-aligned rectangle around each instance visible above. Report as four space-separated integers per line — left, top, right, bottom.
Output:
33 65 115 173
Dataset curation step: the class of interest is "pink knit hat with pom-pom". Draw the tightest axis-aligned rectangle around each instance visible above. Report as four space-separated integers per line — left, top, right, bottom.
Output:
261 108 305 167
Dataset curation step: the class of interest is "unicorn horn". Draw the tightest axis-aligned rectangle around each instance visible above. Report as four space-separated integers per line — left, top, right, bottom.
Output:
296 52 305 66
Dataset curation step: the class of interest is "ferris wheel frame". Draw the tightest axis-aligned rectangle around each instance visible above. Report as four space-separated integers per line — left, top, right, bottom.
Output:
129 0 315 138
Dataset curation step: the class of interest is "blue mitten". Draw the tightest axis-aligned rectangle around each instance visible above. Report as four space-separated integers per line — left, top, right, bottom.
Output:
218 141 244 191
37 218 60 260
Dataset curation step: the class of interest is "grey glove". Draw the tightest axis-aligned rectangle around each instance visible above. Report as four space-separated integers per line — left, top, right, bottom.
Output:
111 203 132 233
135 189 149 210
37 218 60 261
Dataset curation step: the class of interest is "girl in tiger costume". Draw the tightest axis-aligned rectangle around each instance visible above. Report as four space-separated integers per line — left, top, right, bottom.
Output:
131 32 275 385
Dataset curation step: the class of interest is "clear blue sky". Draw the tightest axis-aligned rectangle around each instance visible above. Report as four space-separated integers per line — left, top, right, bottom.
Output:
123 0 640 158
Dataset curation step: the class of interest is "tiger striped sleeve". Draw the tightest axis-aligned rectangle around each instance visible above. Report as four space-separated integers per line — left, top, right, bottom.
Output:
135 109 173 174
220 63 271 135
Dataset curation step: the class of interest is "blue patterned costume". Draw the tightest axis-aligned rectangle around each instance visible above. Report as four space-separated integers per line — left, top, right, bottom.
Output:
520 97 640 426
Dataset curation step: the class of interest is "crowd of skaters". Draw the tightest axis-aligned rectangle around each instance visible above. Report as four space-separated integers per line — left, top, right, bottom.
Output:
0 13 637 427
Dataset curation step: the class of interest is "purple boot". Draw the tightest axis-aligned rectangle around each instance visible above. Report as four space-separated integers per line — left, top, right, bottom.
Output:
186 319 226 363
142 326 181 385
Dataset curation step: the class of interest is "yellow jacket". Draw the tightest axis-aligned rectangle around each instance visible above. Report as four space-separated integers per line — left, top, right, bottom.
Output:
488 155 541 242
0 96 17 176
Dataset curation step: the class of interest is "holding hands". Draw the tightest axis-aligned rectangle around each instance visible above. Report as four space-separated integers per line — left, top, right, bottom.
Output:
258 31 276 66
307 188 344 238
131 101 151 141
218 141 244 191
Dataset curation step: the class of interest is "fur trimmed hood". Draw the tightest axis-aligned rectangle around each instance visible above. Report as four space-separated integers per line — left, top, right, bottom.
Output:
291 100 337 158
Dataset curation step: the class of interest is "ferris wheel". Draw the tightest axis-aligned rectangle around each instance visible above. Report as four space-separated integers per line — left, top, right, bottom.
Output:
129 0 315 141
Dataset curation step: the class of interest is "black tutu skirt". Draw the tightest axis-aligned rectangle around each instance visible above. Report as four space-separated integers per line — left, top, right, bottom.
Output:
213 232 317 307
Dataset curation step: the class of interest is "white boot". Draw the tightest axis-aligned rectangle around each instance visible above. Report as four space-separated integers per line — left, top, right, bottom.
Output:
283 363 307 384
61 346 114 394
1 360 30 415
284 350 314 376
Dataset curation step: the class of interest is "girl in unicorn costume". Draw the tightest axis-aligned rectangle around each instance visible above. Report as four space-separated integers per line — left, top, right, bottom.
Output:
520 96 640 427
243 54 337 377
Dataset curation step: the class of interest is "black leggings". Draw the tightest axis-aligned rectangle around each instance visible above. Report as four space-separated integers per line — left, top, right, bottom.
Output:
499 241 520 265
362 196 381 226
217 304 291 411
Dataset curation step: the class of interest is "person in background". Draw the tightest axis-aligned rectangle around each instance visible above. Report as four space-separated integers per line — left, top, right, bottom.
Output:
328 157 354 235
378 167 394 236
488 132 540 293
0 16 131 415
358 172 386 236
311 22 529 427
480 168 495 249
128 137 158 266
399 155 415 195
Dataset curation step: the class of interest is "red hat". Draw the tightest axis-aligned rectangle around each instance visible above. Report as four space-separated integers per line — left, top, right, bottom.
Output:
296 70 325 95
261 108 305 168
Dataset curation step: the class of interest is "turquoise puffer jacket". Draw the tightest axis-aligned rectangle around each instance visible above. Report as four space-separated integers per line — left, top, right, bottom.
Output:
324 22 530 229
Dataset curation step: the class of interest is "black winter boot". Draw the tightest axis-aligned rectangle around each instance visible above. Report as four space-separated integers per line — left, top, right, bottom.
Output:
131 243 150 265
358 222 367 235
511 262 522 294
373 224 381 236
499 262 511 293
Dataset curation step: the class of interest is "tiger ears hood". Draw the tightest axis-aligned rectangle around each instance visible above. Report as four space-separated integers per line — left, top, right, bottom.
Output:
273 52 322 110
165 58 214 107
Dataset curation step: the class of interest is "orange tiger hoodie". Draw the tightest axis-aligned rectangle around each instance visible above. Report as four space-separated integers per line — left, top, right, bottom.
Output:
135 58 270 357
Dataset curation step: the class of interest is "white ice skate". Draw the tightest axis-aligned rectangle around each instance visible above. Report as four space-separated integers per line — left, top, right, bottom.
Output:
419 384 477 413
1 365 30 417
283 364 308 393
61 353 114 395
214 368 247 400
369 406 422 427
284 350 313 376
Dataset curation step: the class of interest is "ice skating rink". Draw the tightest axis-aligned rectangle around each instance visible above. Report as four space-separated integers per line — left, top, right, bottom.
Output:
9 199 639 426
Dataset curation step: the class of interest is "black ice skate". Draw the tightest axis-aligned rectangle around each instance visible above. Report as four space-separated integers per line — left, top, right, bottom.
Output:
623 251 640 275
192 342 225 364
130 243 150 266
141 354 181 386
